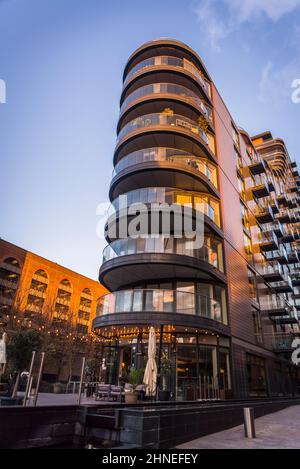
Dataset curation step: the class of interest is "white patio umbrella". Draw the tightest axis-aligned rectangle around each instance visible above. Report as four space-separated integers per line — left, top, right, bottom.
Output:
143 327 157 396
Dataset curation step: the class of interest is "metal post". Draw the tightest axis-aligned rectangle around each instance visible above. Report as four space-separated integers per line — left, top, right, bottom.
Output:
199 375 202 401
244 407 256 438
23 350 36 407
77 357 86 405
33 352 45 407
12 371 20 398
156 325 164 401
28 377 33 406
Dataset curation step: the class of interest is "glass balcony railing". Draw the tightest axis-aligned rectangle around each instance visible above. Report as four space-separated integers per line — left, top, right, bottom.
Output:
260 261 283 277
112 147 218 187
271 333 299 350
120 83 213 120
261 295 293 311
125 56 211 97
102 236 223 271
107 188 221 227
117 113 212 151
97 288 224 322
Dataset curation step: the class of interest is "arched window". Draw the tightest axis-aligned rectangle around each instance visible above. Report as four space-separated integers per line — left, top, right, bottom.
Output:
77 288 93 334
25 269 48 319
53 279 73 326
0 257 21 316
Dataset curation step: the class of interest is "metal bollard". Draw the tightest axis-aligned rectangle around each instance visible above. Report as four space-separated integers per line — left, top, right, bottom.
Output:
243 407 256 438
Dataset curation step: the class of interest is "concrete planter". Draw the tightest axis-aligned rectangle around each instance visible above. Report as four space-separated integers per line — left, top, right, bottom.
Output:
125 391 138 405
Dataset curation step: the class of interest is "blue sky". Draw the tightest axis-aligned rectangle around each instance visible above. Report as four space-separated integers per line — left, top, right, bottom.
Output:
1 0 300 280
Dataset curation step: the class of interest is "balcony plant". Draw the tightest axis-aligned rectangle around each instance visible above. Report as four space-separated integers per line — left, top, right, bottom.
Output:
124 367 144 404
158 353 173 401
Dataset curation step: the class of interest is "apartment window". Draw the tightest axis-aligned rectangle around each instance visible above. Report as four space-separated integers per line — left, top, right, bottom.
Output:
232 125 240 148
252 308 263 345
235 149 243 170
244 233 253 262
246 354 268 397
248 268 258 302
237 175 246 201
76 323 88 334
240 202 250 231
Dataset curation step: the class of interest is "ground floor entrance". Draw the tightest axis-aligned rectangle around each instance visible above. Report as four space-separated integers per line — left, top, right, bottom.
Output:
96 326 232 400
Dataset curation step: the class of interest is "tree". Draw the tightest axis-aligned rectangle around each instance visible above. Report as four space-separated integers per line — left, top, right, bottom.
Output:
7 329 42 372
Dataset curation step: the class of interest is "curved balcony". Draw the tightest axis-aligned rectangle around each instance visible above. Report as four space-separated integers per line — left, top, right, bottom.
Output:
113 148 217 184
123 55 211 99
106 188 221 234
96 288 226 324
99 236 225 290
110 148 219 200
115 112 215 163
120 83 213 123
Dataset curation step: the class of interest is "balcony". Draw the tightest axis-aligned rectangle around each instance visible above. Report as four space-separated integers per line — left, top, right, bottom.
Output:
264 220 284 239
116 113 214 158
107 188 222 233
277 194 289 207
260 261 284 283
282 227 295 243
0 278 19 290
276 208 291 224
120 83 213 123
123 56 211 99
269 197 279 215
254 204 274 224
248 158 267 176
271 274 293 293
288 196 298 209
102 236 223 270
271 333 300 352
110 148 220 200
29 288 46 299
251 177 270 199
113 148 218 187
99 235 225 290
292 272 300 287
264 244 288 263
96 288 226 324
288 252 299 264
261 298 297 323
259 231 278 252
0 262 21 274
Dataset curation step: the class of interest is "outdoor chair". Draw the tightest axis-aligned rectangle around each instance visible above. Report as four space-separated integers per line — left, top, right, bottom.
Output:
135 384 146 401
110 385 124 402
95 384 111 401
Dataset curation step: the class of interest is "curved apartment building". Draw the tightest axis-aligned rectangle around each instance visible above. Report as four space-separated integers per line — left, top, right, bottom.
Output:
93 39 300 400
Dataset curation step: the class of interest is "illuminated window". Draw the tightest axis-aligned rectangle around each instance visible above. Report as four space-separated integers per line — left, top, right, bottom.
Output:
248 268 258 301
237 175 246 201
240 202 250 231
244 233 253 261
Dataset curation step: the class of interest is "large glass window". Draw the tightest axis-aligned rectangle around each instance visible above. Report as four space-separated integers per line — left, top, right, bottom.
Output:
248 268 258 302
252 308 263 345
246 354 268 397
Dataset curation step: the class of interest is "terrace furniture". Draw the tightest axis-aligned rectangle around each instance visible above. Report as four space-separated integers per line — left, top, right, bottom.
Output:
110 385 124 402
135 384 146 401
95 384 111 401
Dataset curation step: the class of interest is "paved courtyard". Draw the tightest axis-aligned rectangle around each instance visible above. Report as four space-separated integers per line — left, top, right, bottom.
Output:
18 392 109 406
177 405 300 449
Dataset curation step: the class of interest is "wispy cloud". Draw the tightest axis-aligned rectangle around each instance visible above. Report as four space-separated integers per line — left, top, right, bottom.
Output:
194 0 300 50
257 23 300 106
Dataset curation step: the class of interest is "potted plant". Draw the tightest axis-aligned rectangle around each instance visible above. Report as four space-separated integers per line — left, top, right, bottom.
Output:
158 353 173 401
53 382 64 394
125 368 143 404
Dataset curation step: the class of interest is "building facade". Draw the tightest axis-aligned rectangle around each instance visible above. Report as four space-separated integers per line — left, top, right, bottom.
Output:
93 39 300 399
0 238 106 379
